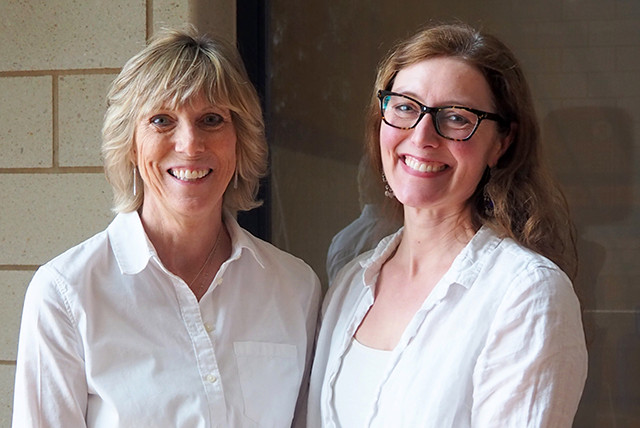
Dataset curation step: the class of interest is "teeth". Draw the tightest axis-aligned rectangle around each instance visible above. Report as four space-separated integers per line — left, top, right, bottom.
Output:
170 169 210 181
405 156 446 173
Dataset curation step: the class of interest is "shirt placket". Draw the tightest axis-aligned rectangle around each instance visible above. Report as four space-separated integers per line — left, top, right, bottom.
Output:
324 286 374 427
366 282 451 427
174 276 228 427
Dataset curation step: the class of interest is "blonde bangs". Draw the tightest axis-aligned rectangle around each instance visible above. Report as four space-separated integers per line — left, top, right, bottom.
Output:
133 42 234 119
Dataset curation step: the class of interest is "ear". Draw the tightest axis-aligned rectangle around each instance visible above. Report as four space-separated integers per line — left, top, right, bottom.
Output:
488 122 515 168
129 141 138 164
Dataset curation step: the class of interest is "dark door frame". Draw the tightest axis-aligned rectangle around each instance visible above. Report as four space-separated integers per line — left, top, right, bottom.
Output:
236 0 271 242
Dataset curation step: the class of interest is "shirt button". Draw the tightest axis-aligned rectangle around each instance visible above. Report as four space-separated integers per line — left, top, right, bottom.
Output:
206 374 217 383
215 278 223 286
204 323 214 333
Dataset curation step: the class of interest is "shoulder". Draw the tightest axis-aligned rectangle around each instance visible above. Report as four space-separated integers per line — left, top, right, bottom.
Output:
23 227 110 322
473 227 570 285
40 227 111 288
243 228 317 276
232 226 321 305
456 227 578 317
469 229 579 319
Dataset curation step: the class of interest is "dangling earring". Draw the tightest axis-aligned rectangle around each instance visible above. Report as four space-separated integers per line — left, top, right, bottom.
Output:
483 189 494 216
233 168 239 189
133 165 138 197
483 168 494 216
382 173 394 198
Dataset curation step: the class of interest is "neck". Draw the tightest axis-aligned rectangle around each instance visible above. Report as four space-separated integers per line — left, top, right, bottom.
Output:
139 204 227 284
395 205 476 279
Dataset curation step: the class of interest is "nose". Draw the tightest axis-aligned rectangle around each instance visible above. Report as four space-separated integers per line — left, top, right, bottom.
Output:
174 122 205 155
410 113 441 148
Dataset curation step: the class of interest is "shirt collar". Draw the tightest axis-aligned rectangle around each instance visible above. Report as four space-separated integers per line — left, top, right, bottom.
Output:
107 211 155 275
360 225 503 290
444 225 502 289
222 210 265 269
107 209 267 277
360 228 403 287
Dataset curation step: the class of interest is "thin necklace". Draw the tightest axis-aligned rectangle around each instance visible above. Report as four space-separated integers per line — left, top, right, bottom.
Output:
190 227 223 294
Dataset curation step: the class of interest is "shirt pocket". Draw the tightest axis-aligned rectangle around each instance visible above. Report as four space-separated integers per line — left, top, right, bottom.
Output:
234 341 300 426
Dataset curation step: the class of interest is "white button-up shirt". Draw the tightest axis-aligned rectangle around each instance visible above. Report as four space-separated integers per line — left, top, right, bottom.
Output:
308 226 587 428
13 211 321 428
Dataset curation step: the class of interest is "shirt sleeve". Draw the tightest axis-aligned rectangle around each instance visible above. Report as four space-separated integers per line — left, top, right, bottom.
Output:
471 265 588 427
12 265 89 428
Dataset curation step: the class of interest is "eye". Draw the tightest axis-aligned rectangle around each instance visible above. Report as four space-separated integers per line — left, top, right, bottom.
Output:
202 113 226 128
396 103 418 113
150 115 173 127
439 108 474 128
386 96 420 117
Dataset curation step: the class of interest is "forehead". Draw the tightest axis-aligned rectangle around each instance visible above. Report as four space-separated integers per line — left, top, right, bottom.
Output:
391 57 494 109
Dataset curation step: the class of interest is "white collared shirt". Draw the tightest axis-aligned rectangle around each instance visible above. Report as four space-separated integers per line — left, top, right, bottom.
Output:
308 226 587 428
13 211 321 428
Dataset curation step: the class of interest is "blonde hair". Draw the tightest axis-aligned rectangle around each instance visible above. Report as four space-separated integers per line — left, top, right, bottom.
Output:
102 26 267 213
365 22 577 278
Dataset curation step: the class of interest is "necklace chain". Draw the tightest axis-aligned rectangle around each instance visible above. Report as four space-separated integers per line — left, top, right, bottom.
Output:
190 227 223 295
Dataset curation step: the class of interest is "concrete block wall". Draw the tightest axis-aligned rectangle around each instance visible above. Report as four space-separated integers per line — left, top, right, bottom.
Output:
0 1 234 425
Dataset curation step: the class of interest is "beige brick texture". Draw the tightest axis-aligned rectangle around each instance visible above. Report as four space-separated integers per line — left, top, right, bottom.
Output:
0 272 33 361
0 174 114 266
0 1 145 71
58 74 118 167
0 76 52 168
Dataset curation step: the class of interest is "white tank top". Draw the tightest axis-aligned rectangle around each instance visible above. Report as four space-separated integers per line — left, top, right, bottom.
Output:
332 338 392 427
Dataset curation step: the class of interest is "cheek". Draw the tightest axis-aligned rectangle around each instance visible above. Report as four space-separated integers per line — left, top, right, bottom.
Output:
379 126 396 150
136 141 154 164
222 130 238 165
135 136 167 171
133 128 153 161
455 133 502 169
379 126 402 163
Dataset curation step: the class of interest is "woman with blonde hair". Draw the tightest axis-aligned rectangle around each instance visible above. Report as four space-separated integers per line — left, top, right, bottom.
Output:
309 22 586 427
13 27 320 427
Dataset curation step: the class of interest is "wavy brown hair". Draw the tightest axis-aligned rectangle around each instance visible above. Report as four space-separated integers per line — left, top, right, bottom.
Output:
365 22 577 279
102 25 267 214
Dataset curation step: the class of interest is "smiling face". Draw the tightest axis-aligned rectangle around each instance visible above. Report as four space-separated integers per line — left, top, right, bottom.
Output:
133 94 237 226
380 57 511 219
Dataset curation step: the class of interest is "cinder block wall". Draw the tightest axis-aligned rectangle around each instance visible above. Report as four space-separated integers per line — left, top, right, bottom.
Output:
0 1 234 424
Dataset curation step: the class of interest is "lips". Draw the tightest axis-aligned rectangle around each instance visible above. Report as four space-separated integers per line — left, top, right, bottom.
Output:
403 155 447 173
168 168 212 181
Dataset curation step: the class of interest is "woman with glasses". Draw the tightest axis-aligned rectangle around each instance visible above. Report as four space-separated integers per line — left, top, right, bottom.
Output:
308 22 587 427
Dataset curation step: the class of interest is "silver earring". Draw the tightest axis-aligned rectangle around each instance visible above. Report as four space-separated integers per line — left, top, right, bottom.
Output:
233 168 238 189
133 166 138 197
382 173 394 198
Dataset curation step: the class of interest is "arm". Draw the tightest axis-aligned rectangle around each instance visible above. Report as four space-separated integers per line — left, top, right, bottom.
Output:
12 266 88 428
471 266 587 427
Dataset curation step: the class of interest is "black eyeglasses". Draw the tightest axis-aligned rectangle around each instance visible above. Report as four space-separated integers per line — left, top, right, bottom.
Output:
377 90 506 141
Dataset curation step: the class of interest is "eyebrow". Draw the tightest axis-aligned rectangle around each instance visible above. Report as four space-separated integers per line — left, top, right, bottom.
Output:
393 90 494 111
